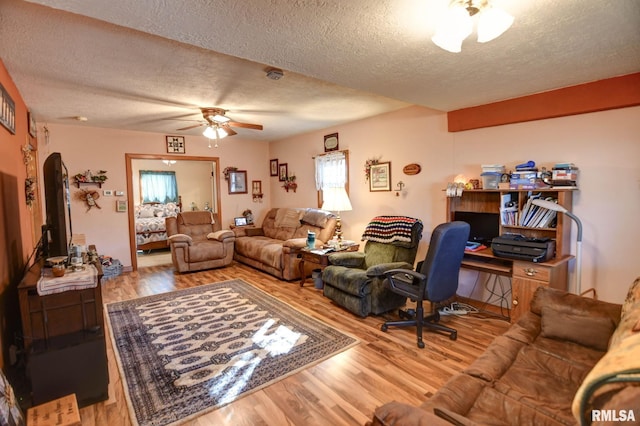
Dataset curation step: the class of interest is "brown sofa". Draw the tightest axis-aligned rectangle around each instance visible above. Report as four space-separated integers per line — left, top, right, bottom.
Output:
232 207 337 280
368 278 640 426
165 211 235 273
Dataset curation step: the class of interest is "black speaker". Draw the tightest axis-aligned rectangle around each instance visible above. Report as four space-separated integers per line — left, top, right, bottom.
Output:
29 332 109 407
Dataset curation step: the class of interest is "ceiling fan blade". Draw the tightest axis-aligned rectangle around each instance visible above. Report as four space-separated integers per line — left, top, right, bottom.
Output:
228 121 263 131
177 123 205 131
224 127 238 136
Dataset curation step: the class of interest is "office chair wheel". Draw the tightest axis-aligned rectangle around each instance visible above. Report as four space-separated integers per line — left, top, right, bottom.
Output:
450 331 457 340
417 340 425 349
381 324 388 332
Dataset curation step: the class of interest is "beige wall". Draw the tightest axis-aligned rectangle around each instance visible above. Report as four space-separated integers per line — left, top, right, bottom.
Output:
270 105 640 304
35 104 640 304
37 124 271 268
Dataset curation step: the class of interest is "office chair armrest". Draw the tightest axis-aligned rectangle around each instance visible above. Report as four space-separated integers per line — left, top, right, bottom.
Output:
366 262 413 278
383 268 428 297
328 251 366 268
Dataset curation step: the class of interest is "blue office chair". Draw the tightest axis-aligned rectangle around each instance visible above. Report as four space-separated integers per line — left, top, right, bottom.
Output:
380 221 470 348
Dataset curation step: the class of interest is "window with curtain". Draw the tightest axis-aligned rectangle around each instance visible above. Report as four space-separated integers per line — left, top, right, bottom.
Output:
140 170 178 203
315 150 349 205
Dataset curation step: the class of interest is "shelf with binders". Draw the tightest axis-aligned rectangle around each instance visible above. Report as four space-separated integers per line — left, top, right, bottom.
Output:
447 188 575 261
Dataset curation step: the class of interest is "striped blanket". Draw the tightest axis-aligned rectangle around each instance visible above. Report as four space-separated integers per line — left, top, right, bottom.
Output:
361 216 422 244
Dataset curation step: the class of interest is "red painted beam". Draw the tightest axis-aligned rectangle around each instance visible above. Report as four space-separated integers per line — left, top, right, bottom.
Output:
447 73 640 132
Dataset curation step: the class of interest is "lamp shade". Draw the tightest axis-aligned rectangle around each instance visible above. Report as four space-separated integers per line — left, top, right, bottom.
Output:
203 125 228 139
322 187 352 212
477 6 514 43
431 4 473 53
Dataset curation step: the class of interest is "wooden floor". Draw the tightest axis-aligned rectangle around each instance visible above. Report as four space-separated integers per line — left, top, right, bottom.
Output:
78 261 509 425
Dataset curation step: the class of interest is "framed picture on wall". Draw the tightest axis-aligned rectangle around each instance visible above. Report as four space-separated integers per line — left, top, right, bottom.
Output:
116 200 127 212
166 136 186 153
278 163 288 181
270 159 278 176
369 162 391 192
228 170 248 194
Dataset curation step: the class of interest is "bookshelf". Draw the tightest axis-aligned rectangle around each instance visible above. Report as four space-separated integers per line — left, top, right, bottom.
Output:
446 188 576 321
446 188 575 260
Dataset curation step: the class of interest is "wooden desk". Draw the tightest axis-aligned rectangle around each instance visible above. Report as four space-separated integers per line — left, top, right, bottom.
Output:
460 248 571 322
297 245 359 287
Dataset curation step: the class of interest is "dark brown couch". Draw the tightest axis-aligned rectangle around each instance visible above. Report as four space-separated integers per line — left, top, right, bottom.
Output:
232 208 337 280
368 278 640 425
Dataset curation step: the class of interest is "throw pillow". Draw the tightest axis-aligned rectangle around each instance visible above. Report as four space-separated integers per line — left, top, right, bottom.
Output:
138 207 155 218
540 305 615 351
301 209 331 228
274 208 303 228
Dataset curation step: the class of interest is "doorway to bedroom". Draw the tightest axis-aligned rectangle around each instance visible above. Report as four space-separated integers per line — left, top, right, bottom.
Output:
125 154 221 270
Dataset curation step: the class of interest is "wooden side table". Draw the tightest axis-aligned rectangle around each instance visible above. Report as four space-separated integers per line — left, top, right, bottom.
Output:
298 244 359 287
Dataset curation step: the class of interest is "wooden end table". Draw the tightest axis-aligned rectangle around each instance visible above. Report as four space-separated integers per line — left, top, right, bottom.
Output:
298 244 359 287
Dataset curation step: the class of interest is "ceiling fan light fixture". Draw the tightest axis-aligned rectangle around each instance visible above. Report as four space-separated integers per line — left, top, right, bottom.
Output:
477 6 514 43
431 4 473 53
203 125 228 140
210 114 230 123
432 0 513 52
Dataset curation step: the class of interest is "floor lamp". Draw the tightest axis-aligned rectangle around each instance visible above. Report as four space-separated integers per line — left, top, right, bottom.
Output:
532 199 582 295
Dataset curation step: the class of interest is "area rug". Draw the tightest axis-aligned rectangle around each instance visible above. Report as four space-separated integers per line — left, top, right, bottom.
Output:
106 279 358 426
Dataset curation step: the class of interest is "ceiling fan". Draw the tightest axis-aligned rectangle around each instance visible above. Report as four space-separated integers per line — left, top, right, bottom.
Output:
177 107 263 138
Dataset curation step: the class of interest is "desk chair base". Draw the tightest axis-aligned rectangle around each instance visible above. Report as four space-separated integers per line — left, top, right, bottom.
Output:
381 302 457 348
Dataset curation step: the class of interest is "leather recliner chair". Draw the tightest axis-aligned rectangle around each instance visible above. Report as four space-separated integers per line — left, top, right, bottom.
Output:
165 211 235 273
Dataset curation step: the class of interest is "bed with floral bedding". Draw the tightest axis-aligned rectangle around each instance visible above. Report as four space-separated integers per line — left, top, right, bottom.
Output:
135 198 182 251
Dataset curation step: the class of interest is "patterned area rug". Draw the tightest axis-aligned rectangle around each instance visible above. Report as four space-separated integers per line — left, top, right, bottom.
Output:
106 279 358 426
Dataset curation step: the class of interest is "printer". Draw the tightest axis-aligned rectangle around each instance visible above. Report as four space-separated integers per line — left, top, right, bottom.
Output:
491 234 555 263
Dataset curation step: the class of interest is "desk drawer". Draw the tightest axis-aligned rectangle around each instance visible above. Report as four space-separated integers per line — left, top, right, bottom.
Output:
513 261 551 282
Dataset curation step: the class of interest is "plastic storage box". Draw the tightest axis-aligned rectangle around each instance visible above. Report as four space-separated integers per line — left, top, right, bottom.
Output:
481 172 501 189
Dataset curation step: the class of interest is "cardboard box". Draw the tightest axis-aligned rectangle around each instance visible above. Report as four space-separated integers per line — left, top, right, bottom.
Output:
27 394 81 426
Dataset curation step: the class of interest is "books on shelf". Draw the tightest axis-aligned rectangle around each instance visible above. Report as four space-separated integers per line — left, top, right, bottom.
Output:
518 192 557 228
500 193 518 226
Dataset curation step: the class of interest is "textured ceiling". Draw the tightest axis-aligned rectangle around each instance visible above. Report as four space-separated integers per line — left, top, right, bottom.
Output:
1 0 639 141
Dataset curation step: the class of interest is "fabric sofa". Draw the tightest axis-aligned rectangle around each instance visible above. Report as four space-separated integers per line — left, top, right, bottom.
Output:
165 211 235 273
368 277 640 426
232 207 337 280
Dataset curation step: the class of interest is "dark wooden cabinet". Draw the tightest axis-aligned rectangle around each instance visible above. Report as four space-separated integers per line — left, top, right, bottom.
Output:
18 259 109 407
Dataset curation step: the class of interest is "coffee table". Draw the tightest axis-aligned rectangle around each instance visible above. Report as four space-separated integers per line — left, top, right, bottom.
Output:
298 244 359 287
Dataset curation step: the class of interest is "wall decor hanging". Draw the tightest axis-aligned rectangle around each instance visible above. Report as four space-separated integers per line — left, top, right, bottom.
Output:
369 162 391 192
364 157 381 182
166 135 186 153
0 83 16 134
228 170 248 194
278 163 288 181
324 133 339 152
73 170 108 187
28 110 37 137
77 188 102 211
282 174 297 192
223 166 238 180
270 159 278 176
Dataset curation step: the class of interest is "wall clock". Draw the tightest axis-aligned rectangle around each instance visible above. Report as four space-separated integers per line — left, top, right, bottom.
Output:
324 133 339 152
166 136 185 153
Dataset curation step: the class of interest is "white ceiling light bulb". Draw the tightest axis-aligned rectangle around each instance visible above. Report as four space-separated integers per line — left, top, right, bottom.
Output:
431 4 473 53
477 6 514 43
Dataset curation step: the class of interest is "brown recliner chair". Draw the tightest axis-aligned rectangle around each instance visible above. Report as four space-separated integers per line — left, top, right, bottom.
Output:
165 211 235 273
